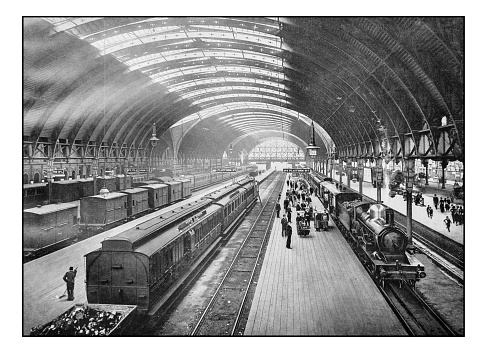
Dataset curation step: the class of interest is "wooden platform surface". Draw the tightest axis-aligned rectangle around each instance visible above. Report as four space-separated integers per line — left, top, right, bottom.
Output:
244 183 407 336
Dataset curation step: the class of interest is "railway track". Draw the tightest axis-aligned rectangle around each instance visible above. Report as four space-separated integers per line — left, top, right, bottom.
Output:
189 174 285 336
381 283 457 336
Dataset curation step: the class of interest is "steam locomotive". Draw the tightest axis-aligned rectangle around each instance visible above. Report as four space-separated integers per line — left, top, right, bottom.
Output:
319 179 426 288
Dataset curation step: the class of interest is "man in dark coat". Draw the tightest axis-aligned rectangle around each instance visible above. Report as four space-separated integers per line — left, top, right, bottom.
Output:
433 194 439 209
286 222 293 249
287 206 292 223
275 202 281 217
283 198 289 210
63 266 77 301
444 216 451 232
281 215 288 237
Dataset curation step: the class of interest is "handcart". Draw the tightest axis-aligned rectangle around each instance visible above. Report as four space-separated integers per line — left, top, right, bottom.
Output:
314 210 329 231
296 211 310 237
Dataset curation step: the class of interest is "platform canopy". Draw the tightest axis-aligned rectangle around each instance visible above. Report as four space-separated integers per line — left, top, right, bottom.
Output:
23 17 463 160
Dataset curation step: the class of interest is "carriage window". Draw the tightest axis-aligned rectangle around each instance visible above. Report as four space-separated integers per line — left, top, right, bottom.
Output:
156 193 158 199
132 200 135 207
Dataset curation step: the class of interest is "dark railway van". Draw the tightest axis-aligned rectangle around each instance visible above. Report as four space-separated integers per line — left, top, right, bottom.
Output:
120 188 149 218
140 183 168 209
78 179 94 198
115 175 132 191
85 198 214 311
95 176 117 195
180 178 191 199
23 203 79 256
23 182 47 209
52 180 81 203
80 192 128 227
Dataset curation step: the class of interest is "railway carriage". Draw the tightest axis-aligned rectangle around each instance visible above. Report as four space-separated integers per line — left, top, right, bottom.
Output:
23 203 79 258
85 198 214 311
84 175 259 312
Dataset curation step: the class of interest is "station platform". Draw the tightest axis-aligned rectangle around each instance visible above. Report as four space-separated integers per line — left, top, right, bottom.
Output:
244 184 407 336
333 172 464 245
23 170 273 336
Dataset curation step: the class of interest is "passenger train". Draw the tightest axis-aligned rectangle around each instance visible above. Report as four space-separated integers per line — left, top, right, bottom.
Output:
84 176 260 312
23 166 252 260
309 172 426 288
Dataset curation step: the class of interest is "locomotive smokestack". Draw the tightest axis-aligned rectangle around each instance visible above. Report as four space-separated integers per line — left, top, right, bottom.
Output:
385 208 394 226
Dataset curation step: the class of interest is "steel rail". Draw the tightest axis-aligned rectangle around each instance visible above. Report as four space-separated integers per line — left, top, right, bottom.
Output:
190 173 284 336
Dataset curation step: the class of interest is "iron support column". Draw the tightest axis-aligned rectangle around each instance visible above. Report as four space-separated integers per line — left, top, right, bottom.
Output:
441 159 448 189
423 159 429 185
339 159 343 186
404 158 415 249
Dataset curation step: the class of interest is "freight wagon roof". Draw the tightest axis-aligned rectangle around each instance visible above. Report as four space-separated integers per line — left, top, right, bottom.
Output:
139 183 168 190
23 182 47 189
120 187 147 195
103 198 212 250
52 179 79 185
89 192 127 200
136 203 222 256
24 202 78 215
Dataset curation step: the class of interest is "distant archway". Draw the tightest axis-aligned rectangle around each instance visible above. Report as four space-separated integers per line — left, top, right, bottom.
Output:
33 172 40 183
248 140 306 162
23 173 29 184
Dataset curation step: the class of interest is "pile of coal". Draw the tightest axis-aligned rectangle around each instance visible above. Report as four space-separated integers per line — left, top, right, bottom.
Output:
30 305 124 336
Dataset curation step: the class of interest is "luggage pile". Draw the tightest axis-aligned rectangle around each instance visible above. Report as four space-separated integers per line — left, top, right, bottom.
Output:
30 305 125 336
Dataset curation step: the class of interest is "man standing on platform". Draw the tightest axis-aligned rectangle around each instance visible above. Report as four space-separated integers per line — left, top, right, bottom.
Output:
275 202 281 218
63 266 77 301
286 222 293 249
433 194 439 209
287 206 292 223
281 215 288 237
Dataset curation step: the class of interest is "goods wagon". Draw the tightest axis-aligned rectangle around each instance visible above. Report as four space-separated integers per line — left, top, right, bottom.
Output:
140 183 168 209
120 188 149 218
80 192 127 228
23 182 47 209
94 176 117 195
115 175 132 191
51 180 81 203
23 203 79 257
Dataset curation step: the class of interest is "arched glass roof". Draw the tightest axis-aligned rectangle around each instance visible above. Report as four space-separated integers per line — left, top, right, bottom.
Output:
24 17 464 160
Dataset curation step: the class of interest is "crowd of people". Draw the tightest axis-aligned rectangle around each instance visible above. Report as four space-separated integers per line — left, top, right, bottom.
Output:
277 176 316 250
431 193 465 232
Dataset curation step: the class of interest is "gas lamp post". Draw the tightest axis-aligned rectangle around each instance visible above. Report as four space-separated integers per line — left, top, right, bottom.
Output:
306 122 320 164
147 123 159 180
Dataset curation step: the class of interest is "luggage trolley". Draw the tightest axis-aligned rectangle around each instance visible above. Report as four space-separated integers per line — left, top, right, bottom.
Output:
314 210 329 231
296 210 310 237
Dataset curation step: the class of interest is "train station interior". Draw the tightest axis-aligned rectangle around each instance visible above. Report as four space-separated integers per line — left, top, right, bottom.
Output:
13 5 483 350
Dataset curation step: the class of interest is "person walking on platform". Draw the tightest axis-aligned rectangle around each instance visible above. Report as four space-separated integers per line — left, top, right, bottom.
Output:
428 206 434 219
426 205 431 218
63 266 77 301
281 215 288 237
433 194 439 209
287 180 290 187
439 198 445 213
283 198 289 211
287 206 292 223
444 216 451 232
286 222 293 249
275 202 281 218
445 202 450 212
